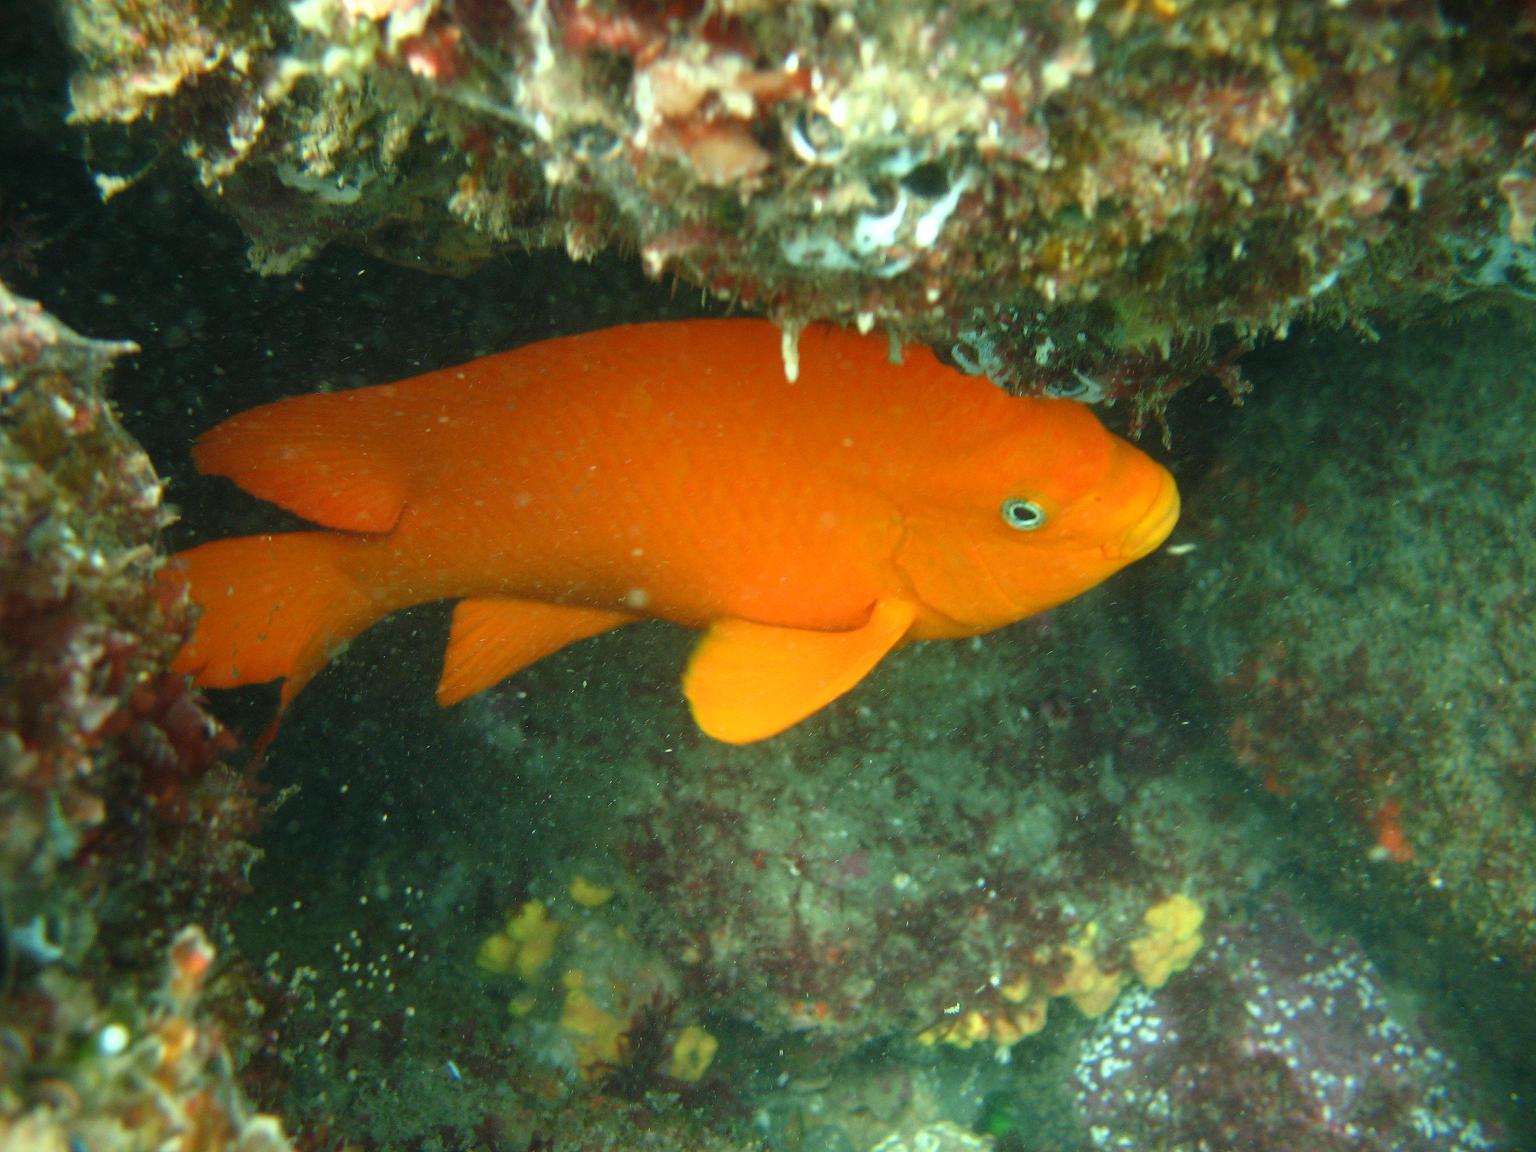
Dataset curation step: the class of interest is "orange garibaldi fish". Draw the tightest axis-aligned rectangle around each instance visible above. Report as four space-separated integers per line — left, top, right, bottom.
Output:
167 319 1179 745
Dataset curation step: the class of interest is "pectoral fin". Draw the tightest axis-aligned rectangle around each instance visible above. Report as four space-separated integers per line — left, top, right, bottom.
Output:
683 599 917 744
437 598 636 706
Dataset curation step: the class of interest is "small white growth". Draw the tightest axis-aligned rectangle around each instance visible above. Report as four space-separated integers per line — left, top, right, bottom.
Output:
780 324 802 383
853 189 908 254
97 1023 130 1056
289 0 331 32
779 232 859 272
913 171 973 248
1451 227 1536 299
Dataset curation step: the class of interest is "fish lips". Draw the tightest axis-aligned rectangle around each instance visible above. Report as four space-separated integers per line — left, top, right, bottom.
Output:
1115 466 1181 561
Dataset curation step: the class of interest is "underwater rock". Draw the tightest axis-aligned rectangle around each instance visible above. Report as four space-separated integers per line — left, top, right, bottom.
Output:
0 925 297 1152
0 281 280 1150
1073 899 1498 1151
61 1 1536 414
585 604 1272 1061
1168 306 1536 972
0 278 259 937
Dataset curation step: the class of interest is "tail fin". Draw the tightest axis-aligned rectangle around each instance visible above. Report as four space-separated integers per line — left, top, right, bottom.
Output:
164 532 381 716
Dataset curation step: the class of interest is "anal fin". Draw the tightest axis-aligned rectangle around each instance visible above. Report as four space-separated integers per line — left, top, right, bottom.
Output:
437 597 636 706
683 599 916 744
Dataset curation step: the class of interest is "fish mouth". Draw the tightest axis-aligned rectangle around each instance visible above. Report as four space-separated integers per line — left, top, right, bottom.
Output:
1119 467 1180 560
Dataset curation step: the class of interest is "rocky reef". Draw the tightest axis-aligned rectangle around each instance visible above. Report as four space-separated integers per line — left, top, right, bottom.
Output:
1168 304 1536 975
62 0 1536 421
0 281 289 1152
1075 898 1496 1152
0 3 1532 1151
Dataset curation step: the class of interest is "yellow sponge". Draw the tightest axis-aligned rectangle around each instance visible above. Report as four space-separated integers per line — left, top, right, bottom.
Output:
1129 894 1205 988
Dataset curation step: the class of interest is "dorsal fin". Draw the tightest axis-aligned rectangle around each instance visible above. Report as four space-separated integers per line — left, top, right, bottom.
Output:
193 388 414 533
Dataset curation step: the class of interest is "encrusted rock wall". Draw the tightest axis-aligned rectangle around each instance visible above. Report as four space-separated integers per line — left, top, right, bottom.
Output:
63 1 1536 415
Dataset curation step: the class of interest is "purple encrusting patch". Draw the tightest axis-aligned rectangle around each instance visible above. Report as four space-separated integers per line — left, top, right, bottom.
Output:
1073 901 1498 1152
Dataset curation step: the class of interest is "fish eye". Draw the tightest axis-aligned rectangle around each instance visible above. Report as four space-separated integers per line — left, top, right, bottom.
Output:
1001 498 1046 531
